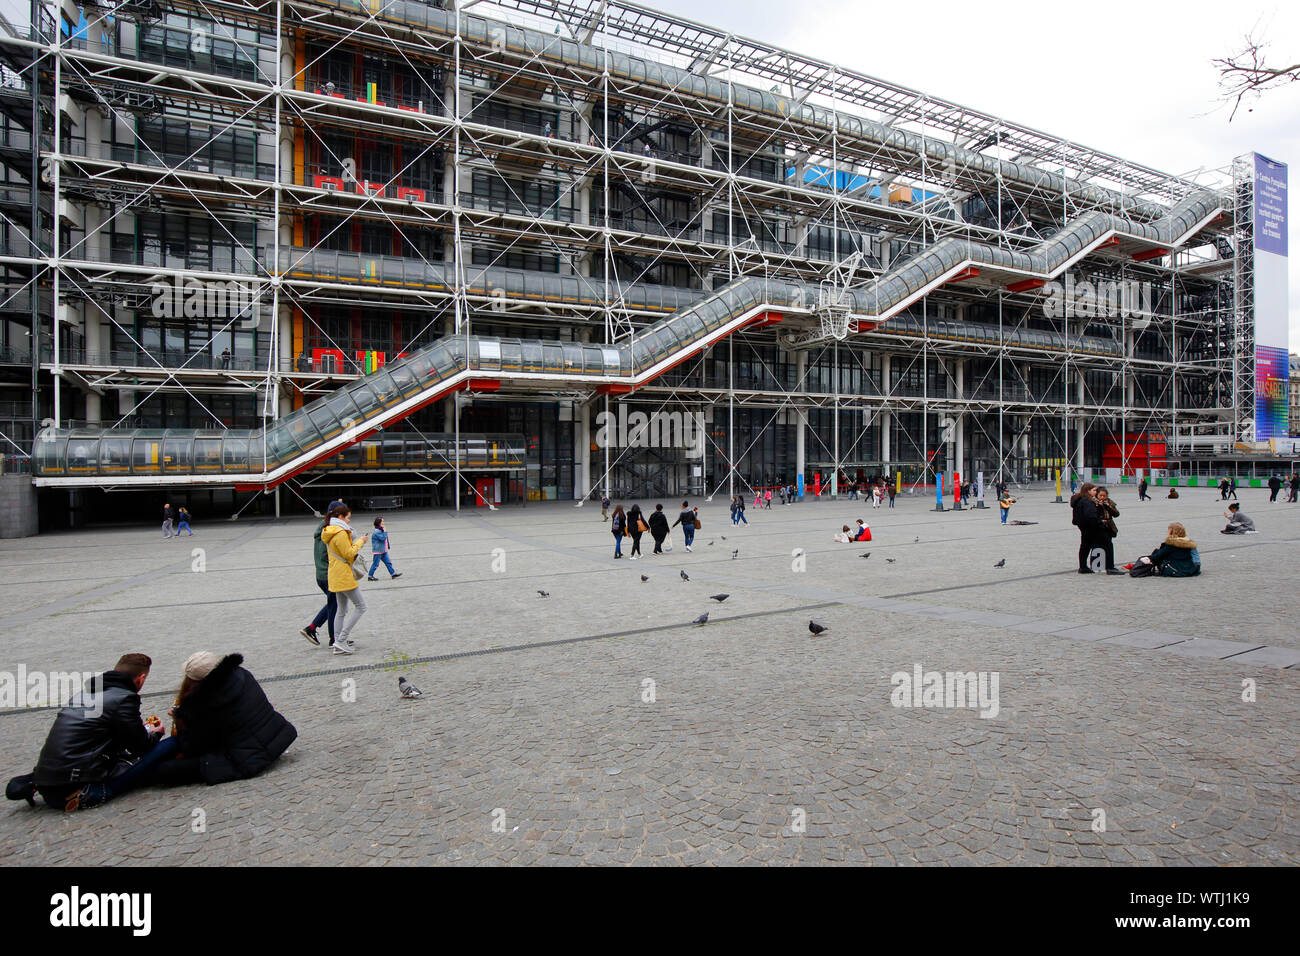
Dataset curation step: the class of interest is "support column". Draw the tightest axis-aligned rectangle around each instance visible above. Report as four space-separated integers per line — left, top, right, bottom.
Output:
955 358 965 480
795 349 807 495
576 399 591 500
1076 369 1086 476
879 353 891 471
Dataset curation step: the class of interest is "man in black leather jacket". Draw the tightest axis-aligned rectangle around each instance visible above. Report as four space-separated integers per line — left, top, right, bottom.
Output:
28 654 166 811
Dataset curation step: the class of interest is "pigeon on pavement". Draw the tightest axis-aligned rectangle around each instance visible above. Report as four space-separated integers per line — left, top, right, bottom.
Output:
914 536 919 543
886 557 897 564
537 590 550 597
398 676 423 699
709 594 729 602
692 612 709 626
680 570 689 581
993 558 1006 568
640 574 649 582
808 620 828 635
731 549 739 559
860 552 871 559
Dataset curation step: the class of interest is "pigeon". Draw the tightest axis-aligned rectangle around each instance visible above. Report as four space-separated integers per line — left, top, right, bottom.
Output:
914 536 919 543
731 549 738 559
680 570 689 582
993 558 1006 568
692 612 709 626
859 552 871 559
808 620 828 635
537 590 550 597
721 535 727 540
640 574 649 582
709 593 730 602
398 676 423 699
886 557 897 564
708 540 714 546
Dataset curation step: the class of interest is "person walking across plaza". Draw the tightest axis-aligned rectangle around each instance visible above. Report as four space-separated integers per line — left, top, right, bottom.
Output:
600 492 611 520
176 506 194 536
301 511 336 647
611 505 627 558
1289 473 1299 503
648 503 669 554
322 504 368 654
1268 474 1282 502
764 488 772 509
367 517 403 581
734 494 747 525
1138 476 1150 501
672 501 697 552
162 503 175 538
627 503 646 559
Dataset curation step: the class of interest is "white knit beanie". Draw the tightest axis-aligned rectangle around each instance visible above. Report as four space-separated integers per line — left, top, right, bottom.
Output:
183 651 221 681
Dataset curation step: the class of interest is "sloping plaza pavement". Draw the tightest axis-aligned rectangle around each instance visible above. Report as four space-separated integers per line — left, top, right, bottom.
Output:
0 485 1296 865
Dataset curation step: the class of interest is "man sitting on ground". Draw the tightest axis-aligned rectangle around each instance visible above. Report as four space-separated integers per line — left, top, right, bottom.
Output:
1220 502 1256 534
7 653 168 812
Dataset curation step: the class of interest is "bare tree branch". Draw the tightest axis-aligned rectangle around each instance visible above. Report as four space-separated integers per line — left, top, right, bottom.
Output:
1214 32 1300 120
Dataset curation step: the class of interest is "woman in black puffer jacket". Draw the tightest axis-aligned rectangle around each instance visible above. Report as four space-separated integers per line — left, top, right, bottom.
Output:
156 652 297 786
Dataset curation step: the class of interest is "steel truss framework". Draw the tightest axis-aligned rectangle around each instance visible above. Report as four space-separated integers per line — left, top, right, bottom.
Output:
0 0 1252 504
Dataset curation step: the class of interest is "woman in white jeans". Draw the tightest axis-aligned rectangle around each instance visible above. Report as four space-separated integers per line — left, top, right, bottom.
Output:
320 504 369 654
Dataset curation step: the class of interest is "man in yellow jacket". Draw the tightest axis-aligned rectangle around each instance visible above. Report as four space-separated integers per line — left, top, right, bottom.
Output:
321 504 368 655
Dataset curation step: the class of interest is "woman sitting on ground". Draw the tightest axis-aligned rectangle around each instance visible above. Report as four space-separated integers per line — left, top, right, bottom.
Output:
833 524 854 544
1132 522 1201 577
154 651 297 787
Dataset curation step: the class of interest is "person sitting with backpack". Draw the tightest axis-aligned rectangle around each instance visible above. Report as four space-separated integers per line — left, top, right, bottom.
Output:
1130 522 1201 577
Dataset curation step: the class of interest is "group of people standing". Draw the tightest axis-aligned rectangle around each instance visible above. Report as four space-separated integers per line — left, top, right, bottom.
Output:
1069 482 1125 575
1267 473 1300 502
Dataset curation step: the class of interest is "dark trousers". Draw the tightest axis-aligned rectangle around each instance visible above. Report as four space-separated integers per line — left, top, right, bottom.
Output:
652 533 665 554
630 531 642 556
41 736 181 809
311 577 337 642
1076 530 1097 567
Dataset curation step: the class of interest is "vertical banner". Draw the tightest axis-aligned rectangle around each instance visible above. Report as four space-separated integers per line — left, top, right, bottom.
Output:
976 471 985 507
1253 153 1290 440
934 472 944 511
797 474 804 500
953 470 961 507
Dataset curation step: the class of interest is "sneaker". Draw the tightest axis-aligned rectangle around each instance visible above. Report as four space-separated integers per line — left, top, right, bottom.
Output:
332 642 355 655
64 782 108 813
1077 568 1094 574
300 625 320 646
1105 569 1125 575
685 546 692 552
391 573 402 579
367 576 378 581
629 555 638 561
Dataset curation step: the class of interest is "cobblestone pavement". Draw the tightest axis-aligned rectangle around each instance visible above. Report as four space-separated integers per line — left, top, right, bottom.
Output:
0 487 1296 865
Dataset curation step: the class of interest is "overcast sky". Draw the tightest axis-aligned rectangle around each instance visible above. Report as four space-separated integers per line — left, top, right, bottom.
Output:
659 0 1300 348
